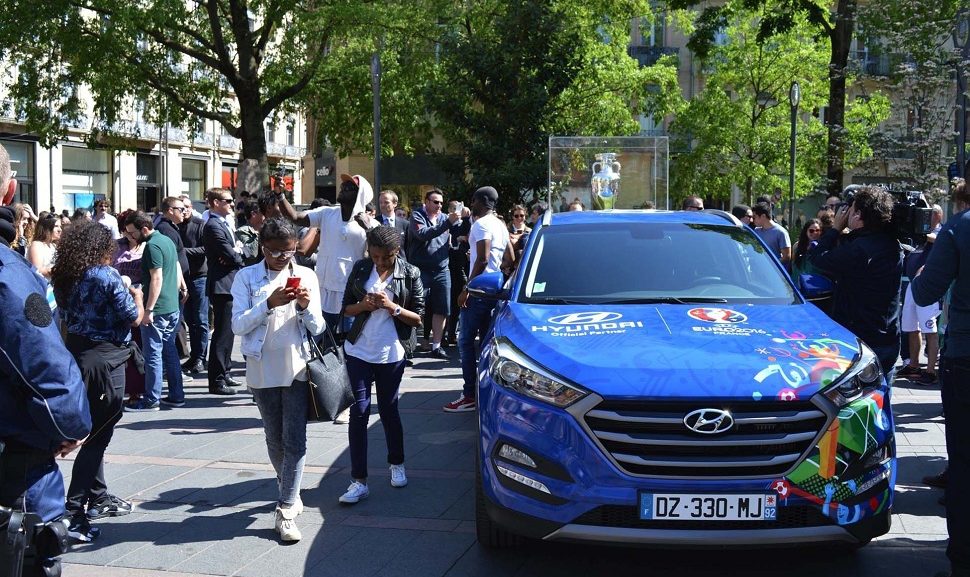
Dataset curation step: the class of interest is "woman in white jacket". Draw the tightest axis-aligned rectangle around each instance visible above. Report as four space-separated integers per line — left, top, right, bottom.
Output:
231 217 324 542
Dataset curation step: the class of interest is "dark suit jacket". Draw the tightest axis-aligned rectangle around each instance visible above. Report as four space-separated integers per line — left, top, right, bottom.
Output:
179 215 207 278
380 214 409 253
202 216 243 296
156 218 189 277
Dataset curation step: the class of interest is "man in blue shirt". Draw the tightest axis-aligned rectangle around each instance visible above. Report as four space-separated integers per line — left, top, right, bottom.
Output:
911 179 970 577
0 142 91 576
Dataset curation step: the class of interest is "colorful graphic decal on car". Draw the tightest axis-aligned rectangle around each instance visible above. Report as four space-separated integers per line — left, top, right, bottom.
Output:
769 390 893 525
687 308 748 323
751 332 858 401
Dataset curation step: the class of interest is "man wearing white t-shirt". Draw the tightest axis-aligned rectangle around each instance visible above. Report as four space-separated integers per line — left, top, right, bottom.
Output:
277 173 374 332
93 198 121 240
444 186 508 413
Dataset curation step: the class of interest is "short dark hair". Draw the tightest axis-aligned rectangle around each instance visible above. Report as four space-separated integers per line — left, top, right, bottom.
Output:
731 204 751 220
309 197 330 209
124 210 154 231
160 196 183 211
851 186 894 230
953 178 969 207
424 188 443 200
367 225 402 252
259 217 298 244
752 202 773 219
681 195 703 210
255 191 279 215
206 188 232 204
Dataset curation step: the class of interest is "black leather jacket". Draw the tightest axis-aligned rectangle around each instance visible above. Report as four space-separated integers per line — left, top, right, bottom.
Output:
342 256 425 354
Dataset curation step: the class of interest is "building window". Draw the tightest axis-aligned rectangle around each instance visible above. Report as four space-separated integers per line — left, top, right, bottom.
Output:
0 140 36 208
62 147 112 212
136 153 163 211
286 123 295 147
181 158 206 200
265 122 276 143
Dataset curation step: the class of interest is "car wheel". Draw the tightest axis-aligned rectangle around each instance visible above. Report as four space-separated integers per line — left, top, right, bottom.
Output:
475 462 522 548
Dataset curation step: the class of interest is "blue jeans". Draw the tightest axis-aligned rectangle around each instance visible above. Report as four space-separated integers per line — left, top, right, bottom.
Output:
345 355 405 480
184 276 210 364
141 310 183 404
252 380 309 508
458 296 497 398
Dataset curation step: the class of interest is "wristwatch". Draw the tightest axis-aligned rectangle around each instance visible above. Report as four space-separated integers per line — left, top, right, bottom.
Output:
392 306 402 317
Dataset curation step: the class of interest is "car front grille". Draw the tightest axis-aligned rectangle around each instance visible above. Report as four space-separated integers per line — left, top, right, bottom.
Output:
583 400 830 478
572 504 833 530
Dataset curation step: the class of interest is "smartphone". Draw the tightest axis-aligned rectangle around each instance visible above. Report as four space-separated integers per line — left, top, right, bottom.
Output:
285 276 301 290
452 201 464 215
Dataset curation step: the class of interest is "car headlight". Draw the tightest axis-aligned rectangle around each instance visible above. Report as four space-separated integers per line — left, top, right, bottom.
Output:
823 341 884 407
488 339 588 408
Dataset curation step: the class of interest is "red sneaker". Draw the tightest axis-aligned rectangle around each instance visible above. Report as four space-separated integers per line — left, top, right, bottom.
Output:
443 395 476 413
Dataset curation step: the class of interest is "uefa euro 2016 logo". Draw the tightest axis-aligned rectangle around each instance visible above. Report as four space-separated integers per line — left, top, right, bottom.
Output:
687 308 748 324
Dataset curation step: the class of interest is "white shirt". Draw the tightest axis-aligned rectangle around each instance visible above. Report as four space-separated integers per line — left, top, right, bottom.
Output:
468 213 509 275
306 206 370 314
343 266 405 364
94 212 121 240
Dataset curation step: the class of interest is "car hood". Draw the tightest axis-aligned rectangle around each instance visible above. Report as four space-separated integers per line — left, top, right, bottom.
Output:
493 303 861 402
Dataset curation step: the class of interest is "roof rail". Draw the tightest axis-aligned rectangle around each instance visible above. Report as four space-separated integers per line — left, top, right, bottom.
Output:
703 209 742 226
540 206 553 228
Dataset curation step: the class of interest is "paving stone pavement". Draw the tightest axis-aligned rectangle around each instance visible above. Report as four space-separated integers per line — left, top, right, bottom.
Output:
59 350 952 577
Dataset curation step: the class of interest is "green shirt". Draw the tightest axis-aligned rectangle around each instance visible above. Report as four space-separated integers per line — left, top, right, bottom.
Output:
142 231 179 315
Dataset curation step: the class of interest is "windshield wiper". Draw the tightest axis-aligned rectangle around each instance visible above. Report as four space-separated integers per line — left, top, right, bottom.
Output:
526 297 594 305
598 297 729 304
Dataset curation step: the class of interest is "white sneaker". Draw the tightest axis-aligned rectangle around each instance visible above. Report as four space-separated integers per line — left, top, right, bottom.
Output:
333 407 351 425
390 464 408 488
338 480 370 504
275 506 302 542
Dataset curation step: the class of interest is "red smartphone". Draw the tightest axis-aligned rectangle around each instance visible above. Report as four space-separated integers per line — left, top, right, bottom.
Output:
285 276 301 290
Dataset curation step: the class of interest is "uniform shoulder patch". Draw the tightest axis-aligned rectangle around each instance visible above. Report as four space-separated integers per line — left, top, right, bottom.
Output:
24 292 53 327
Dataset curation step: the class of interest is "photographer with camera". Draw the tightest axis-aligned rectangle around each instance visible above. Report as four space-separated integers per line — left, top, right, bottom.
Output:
911 180 970 577
809 186 903 378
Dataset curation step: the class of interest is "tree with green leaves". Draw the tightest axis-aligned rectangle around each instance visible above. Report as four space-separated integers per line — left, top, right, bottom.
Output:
0 0 416 190
413 0 681 206
669 8 889 205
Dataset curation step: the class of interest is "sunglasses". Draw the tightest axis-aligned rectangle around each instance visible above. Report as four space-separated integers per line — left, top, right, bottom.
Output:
807 228 821 233
428 199 443 205
686 206 703 211
215 198 234 204
264 248 296 259
513 213 525 218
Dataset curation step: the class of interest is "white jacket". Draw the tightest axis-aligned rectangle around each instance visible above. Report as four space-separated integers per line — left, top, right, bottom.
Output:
230 261 325 361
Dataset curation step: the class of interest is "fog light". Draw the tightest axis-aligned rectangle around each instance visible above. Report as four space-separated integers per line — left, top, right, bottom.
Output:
864 446 890 469
496 465 551 494
499 444 537 468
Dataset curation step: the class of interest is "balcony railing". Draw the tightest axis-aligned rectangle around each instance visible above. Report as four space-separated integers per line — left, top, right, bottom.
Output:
627 45 679 68
848 51 917 77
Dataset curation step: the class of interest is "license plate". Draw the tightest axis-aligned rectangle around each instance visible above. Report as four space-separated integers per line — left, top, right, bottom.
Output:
639 493 777 521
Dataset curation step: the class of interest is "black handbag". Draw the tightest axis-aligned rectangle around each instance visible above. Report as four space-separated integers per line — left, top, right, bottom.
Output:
303 323 354 422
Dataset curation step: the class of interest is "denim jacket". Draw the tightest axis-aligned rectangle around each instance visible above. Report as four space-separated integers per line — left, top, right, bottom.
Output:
230 261 325 361
342 257 425 353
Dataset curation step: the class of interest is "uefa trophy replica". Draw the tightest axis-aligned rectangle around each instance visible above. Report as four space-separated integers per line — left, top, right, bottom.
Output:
590 152 620 210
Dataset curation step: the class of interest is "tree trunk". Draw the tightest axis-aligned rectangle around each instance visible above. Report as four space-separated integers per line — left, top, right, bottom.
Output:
826 0 856 197
236 91 268 195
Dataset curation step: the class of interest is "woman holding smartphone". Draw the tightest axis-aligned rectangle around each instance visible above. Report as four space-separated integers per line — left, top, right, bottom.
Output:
231 218 324 542
338 226 424 504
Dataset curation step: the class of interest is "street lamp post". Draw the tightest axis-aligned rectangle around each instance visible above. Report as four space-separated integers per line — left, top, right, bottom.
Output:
954 9 969 180
371 43 382 194
788 81 800 230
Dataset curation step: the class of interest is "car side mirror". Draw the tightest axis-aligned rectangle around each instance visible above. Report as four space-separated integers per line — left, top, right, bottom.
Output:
466 271 510 301
799 273 834 301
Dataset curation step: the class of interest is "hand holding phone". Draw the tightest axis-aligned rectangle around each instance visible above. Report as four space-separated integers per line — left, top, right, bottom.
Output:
285 276 301 290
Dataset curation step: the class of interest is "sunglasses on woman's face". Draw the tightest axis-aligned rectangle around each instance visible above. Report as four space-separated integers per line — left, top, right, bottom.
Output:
264 248 296 259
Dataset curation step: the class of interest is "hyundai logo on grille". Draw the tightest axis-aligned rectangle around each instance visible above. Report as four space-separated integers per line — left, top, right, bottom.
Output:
683 408 735 434
547 312 622 325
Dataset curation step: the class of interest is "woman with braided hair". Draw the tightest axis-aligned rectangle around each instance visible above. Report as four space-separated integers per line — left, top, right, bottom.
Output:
338 225 424 504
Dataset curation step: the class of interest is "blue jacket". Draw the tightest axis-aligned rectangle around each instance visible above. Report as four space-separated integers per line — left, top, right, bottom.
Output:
809 227 903 348
406 207 455 270
912 209 970 358
0 245 91 453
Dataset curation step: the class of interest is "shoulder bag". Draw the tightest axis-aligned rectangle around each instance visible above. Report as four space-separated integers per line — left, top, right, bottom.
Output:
303 321 354 423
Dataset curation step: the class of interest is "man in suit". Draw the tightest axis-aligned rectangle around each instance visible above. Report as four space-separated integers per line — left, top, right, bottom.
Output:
378 190 408 251
179 199 209 376
202 188 243 395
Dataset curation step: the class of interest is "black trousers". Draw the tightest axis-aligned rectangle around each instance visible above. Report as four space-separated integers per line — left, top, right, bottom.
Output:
65 364 125 514
208 294 234 389
942 355 970 576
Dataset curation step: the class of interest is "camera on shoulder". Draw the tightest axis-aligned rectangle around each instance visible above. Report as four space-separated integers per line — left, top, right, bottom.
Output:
840 184 933 246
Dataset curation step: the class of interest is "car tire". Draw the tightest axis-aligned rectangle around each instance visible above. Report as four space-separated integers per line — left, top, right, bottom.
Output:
475 462 522 549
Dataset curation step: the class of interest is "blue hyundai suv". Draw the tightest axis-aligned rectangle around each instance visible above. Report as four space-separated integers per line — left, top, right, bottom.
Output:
468 209 895 548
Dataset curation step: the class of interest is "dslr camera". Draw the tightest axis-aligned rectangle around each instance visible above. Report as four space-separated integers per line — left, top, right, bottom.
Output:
841 185 934 247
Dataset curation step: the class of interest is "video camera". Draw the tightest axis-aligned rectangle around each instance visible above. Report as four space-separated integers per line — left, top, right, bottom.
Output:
841 185 934 247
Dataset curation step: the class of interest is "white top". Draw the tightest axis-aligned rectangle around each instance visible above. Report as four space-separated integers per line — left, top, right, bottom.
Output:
344 265 405 364
94 212 121 240
230 262 325 389
306 206 370 314
28 241 56 277
468 213 509 275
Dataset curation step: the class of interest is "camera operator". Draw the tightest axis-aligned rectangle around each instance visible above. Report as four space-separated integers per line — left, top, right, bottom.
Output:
808 186 903 378
0 143 92 577
910 180 970 577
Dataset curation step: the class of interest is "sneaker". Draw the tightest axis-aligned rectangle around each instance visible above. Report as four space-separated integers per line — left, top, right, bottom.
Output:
275 506 302 542
915 371 939 386
86 494 132 520
338 481 370 504
390 464 408 488
333 407 351 425
67 513 101 543
923 469 948 489
430 347 450 360
160 397 186 408
897 364 922 378
443 395 476 413
125 399 160 412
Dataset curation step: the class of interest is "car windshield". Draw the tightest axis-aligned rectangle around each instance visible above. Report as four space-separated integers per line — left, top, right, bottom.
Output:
518 222 798 305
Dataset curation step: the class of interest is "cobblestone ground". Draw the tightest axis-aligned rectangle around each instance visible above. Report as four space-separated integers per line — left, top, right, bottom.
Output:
61 350 950 577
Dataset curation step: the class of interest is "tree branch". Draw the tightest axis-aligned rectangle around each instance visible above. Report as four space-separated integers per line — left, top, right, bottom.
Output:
260 30 331 117
254 0 284 56
139 26 229 75
206 0 236 78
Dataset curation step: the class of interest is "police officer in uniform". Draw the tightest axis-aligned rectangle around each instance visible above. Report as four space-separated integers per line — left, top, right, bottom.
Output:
0 142 91 577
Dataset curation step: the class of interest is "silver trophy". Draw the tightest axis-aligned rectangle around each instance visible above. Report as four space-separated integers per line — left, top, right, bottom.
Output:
591 152 620 210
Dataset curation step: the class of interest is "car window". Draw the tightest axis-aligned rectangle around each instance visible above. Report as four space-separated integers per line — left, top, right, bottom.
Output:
518 223 797 304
